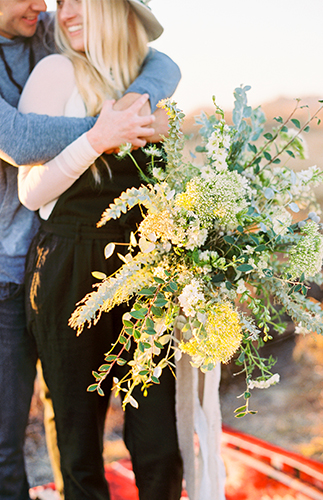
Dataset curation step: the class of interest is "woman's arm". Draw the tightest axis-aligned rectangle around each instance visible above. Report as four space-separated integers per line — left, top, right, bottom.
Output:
18 55 155 210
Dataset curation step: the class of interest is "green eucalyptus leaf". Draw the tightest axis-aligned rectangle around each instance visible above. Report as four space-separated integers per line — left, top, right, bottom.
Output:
153 277 165 284
288 202 299 213
255 244 267 252
223 235 235 244
151 306 163 317
138 288 155 296
248 143 257 153
237 264 253 272
212 273 225 283
225 281 233 290
105 355 117 362
125 338 132 351
99 364 111 371
134 329 141 340
154 297 168 307
154 341 164 349
88 384 98 392
234 405 247 413
291 118 301 129
130 308 148 319
264 187 275 199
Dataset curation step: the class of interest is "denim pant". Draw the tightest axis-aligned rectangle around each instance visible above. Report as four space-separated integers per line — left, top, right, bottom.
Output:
0 282 37 500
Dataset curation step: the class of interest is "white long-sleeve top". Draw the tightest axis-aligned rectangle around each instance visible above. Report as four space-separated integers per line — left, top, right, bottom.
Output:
18 54 100 220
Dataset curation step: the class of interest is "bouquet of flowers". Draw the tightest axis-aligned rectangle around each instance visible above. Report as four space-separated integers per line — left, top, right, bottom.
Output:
69 86 323 416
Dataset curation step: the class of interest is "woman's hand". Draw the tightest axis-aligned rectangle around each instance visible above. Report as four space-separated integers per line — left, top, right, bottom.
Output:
149 107 170 143
86 94 155 155
113 93 170 146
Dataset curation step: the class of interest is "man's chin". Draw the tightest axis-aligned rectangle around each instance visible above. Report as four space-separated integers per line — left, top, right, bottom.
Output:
20 26 38 38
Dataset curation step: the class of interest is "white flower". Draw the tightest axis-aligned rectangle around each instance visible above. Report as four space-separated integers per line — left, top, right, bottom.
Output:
200 165 216 181
294 322 312 335
152 167 166 181
244 245 255 255
236 279 247 294
271 207 292 235
186 223 208 250
248 373 280 389
178 279 205 317
117 142 132 158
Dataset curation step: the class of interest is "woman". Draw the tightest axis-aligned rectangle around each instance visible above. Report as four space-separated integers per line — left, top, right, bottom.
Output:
18 1 183 499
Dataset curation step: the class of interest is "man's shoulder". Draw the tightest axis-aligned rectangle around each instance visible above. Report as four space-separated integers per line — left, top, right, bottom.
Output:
33 12 56 55
37 11 55 29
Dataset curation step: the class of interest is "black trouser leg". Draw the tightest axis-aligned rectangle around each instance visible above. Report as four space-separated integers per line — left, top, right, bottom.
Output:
124 365 183 500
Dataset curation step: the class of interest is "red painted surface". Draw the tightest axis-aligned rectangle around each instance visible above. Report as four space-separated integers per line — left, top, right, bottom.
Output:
31 427 323 500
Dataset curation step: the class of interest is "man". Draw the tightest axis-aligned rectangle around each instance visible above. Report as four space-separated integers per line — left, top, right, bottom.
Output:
0 1 181 498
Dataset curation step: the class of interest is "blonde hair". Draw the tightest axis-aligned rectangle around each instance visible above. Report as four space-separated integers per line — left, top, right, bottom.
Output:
55 0 149 181
55 0 149 116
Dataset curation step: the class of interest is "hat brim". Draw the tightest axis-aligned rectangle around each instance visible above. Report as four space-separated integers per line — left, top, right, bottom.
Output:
128 0 163 41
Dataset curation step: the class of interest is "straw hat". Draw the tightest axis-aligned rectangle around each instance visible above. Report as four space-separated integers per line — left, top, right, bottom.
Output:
128 0 163 41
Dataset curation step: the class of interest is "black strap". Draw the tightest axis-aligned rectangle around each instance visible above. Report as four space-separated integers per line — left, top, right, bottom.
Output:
0 41 35 95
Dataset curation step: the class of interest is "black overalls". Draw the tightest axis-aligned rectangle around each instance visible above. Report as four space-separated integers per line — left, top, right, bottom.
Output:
25 151 183 500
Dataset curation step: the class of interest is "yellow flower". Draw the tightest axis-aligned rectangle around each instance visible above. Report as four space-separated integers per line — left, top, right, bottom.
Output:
139 210 181 243
180 302 243 366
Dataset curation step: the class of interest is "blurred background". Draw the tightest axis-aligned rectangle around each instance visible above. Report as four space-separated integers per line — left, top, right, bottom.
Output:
45 0 323 113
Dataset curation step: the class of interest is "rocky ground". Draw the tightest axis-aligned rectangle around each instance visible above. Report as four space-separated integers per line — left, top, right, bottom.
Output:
25 329 323 488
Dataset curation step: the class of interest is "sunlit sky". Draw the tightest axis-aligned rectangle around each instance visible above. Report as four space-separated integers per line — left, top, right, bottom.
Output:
45 0 323 113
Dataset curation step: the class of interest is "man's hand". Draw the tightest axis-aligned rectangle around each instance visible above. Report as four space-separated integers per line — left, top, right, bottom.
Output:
86 94 155 155
113 92 151 116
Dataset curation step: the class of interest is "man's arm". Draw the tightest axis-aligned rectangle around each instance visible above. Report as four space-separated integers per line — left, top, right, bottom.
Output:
0 50 179 166
125 49 181 110
0 96 96 166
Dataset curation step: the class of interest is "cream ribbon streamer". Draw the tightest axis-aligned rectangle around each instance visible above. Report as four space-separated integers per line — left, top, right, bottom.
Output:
176 353 226 500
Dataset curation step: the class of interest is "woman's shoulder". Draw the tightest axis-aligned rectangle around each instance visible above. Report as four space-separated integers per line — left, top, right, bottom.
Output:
19 55 76 116
32 54 75 79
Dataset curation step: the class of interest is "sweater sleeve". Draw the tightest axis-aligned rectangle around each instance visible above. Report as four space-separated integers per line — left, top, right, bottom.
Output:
0 49 180 166
125 49 181 111
18 133 99 211
0 95 96 166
